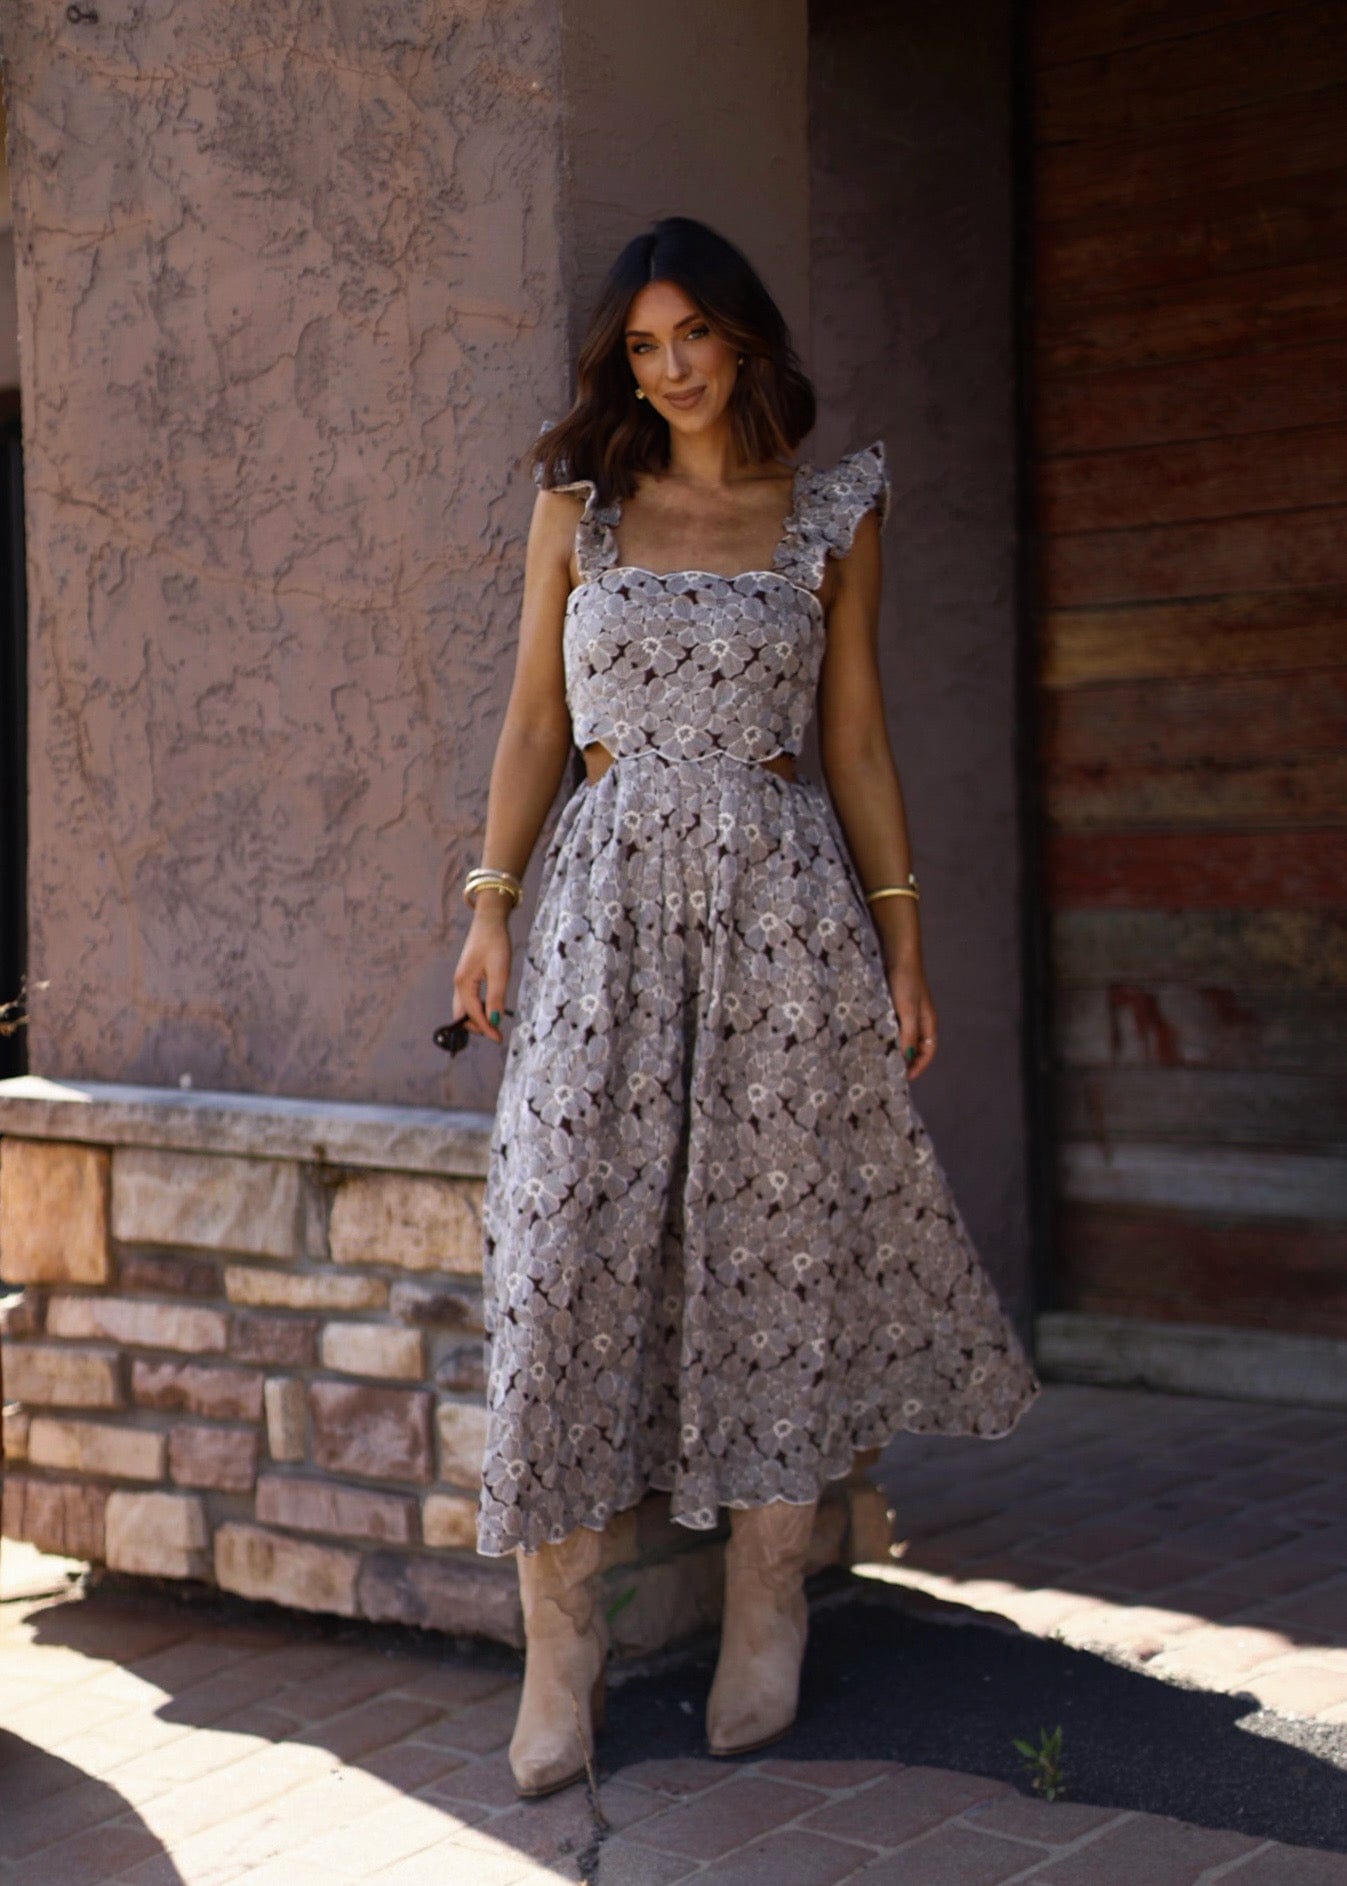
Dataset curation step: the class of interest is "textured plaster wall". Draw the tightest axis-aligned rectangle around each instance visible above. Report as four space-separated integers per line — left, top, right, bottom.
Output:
0 231 17 388
1 1 570 1109
809 1 1032 1318
0 98 15 387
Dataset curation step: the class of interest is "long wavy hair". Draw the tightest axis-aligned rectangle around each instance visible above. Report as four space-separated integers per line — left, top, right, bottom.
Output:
530 217 815 502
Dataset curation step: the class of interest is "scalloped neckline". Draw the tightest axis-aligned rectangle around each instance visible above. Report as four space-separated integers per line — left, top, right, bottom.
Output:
567 565 823 616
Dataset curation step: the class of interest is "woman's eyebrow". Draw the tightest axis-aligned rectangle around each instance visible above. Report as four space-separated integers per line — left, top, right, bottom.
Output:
624 314 702 339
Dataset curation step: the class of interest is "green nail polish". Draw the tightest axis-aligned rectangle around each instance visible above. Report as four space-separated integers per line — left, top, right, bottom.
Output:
489 1010 500 1027
904 1045 916 1065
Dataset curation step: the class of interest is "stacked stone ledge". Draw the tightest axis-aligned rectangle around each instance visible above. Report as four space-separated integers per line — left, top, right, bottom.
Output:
0 1080 882 1656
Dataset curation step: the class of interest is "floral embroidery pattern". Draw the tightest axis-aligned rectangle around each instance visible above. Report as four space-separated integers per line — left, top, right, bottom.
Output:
477 441 1039 1558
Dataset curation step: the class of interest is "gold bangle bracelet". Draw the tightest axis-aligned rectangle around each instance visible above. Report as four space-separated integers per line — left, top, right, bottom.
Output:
465 867 522 889
465 865 522 886
866 870 920 905
463 868 522 911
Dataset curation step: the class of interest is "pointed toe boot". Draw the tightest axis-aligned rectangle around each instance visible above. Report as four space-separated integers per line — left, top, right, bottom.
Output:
509 1523 610 1800
706 1497 817 1758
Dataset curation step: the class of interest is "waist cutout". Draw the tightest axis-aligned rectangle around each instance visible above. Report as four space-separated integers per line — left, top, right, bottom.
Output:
582 741 798 787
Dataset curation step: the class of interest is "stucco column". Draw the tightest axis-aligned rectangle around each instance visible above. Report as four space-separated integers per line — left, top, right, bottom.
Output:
1 2 572 1109
1 0 812 1112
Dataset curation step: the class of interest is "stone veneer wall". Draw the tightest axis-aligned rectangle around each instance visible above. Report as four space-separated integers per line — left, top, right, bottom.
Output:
0 1079 890 1651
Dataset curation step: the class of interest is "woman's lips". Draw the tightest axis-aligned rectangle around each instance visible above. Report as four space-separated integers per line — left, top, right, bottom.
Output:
662 387 706 408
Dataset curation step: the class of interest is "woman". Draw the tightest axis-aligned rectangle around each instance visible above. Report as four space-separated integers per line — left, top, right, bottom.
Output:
450 216 1040 1799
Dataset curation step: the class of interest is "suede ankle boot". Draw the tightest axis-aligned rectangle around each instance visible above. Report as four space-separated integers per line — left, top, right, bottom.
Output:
706 1497 817 1757
509 1523 610 1799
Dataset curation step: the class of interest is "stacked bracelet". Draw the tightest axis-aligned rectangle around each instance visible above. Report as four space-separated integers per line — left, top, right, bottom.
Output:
865 871 920 906
464 866 523 911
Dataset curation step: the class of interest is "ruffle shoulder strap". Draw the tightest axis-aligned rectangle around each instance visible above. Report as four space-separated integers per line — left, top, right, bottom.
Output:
777 439 890 591
531 420 620 582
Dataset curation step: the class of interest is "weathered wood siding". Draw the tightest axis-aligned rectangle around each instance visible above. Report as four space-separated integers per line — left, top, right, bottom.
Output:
1030 0 1347 1336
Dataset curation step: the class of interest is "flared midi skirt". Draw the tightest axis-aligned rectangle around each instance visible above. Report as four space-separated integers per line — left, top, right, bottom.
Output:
476 747 1040 1557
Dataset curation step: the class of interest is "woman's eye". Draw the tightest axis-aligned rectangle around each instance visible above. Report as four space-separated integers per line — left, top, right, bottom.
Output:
628 329 708 354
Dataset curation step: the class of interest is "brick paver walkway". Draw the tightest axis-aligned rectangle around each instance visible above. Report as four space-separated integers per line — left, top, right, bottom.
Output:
1 1382 1344 1883
868 1383 1347 1723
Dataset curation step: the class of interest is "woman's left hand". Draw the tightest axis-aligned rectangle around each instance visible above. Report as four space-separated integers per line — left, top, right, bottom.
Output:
887 962 938 1080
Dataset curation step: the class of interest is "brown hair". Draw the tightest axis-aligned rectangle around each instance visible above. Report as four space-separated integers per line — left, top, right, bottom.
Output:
530 216 815 502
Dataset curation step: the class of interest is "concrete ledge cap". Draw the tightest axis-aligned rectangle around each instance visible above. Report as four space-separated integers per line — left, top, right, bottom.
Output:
0 1078 494 1178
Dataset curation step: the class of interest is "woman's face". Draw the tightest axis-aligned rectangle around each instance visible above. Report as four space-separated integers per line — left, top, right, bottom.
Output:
623 279 739 435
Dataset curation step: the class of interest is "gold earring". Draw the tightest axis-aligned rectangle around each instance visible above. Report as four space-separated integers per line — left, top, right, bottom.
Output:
635 388 646 400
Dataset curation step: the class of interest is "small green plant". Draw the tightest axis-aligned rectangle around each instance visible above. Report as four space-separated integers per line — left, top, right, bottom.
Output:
1012 1723 1066 1801
605 1584 637 1626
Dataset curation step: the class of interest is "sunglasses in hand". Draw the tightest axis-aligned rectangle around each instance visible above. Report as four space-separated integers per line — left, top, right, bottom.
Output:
433 1008 515 1056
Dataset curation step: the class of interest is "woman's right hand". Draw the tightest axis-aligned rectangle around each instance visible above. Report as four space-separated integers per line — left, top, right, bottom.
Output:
451 900 514 1046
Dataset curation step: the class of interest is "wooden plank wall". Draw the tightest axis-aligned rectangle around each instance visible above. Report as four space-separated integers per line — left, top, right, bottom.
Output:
1029 0 1347 1338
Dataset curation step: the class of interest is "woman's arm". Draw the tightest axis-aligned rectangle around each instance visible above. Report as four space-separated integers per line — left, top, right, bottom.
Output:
451 487 581 1045
816 511 939 1079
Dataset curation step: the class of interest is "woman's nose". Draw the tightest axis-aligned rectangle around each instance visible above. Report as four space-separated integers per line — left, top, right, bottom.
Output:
663 344 690 382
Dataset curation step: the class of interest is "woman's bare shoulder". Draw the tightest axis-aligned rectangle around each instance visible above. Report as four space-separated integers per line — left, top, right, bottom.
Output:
526 485 591 585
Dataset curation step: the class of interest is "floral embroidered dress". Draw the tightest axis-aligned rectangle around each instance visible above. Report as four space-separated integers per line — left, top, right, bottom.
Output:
475 439 1039 1559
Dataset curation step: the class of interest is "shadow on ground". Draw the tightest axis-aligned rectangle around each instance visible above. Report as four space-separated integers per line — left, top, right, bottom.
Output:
12 1563 1347 1874
0 1733 187 1881
602 1570 1347 1855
